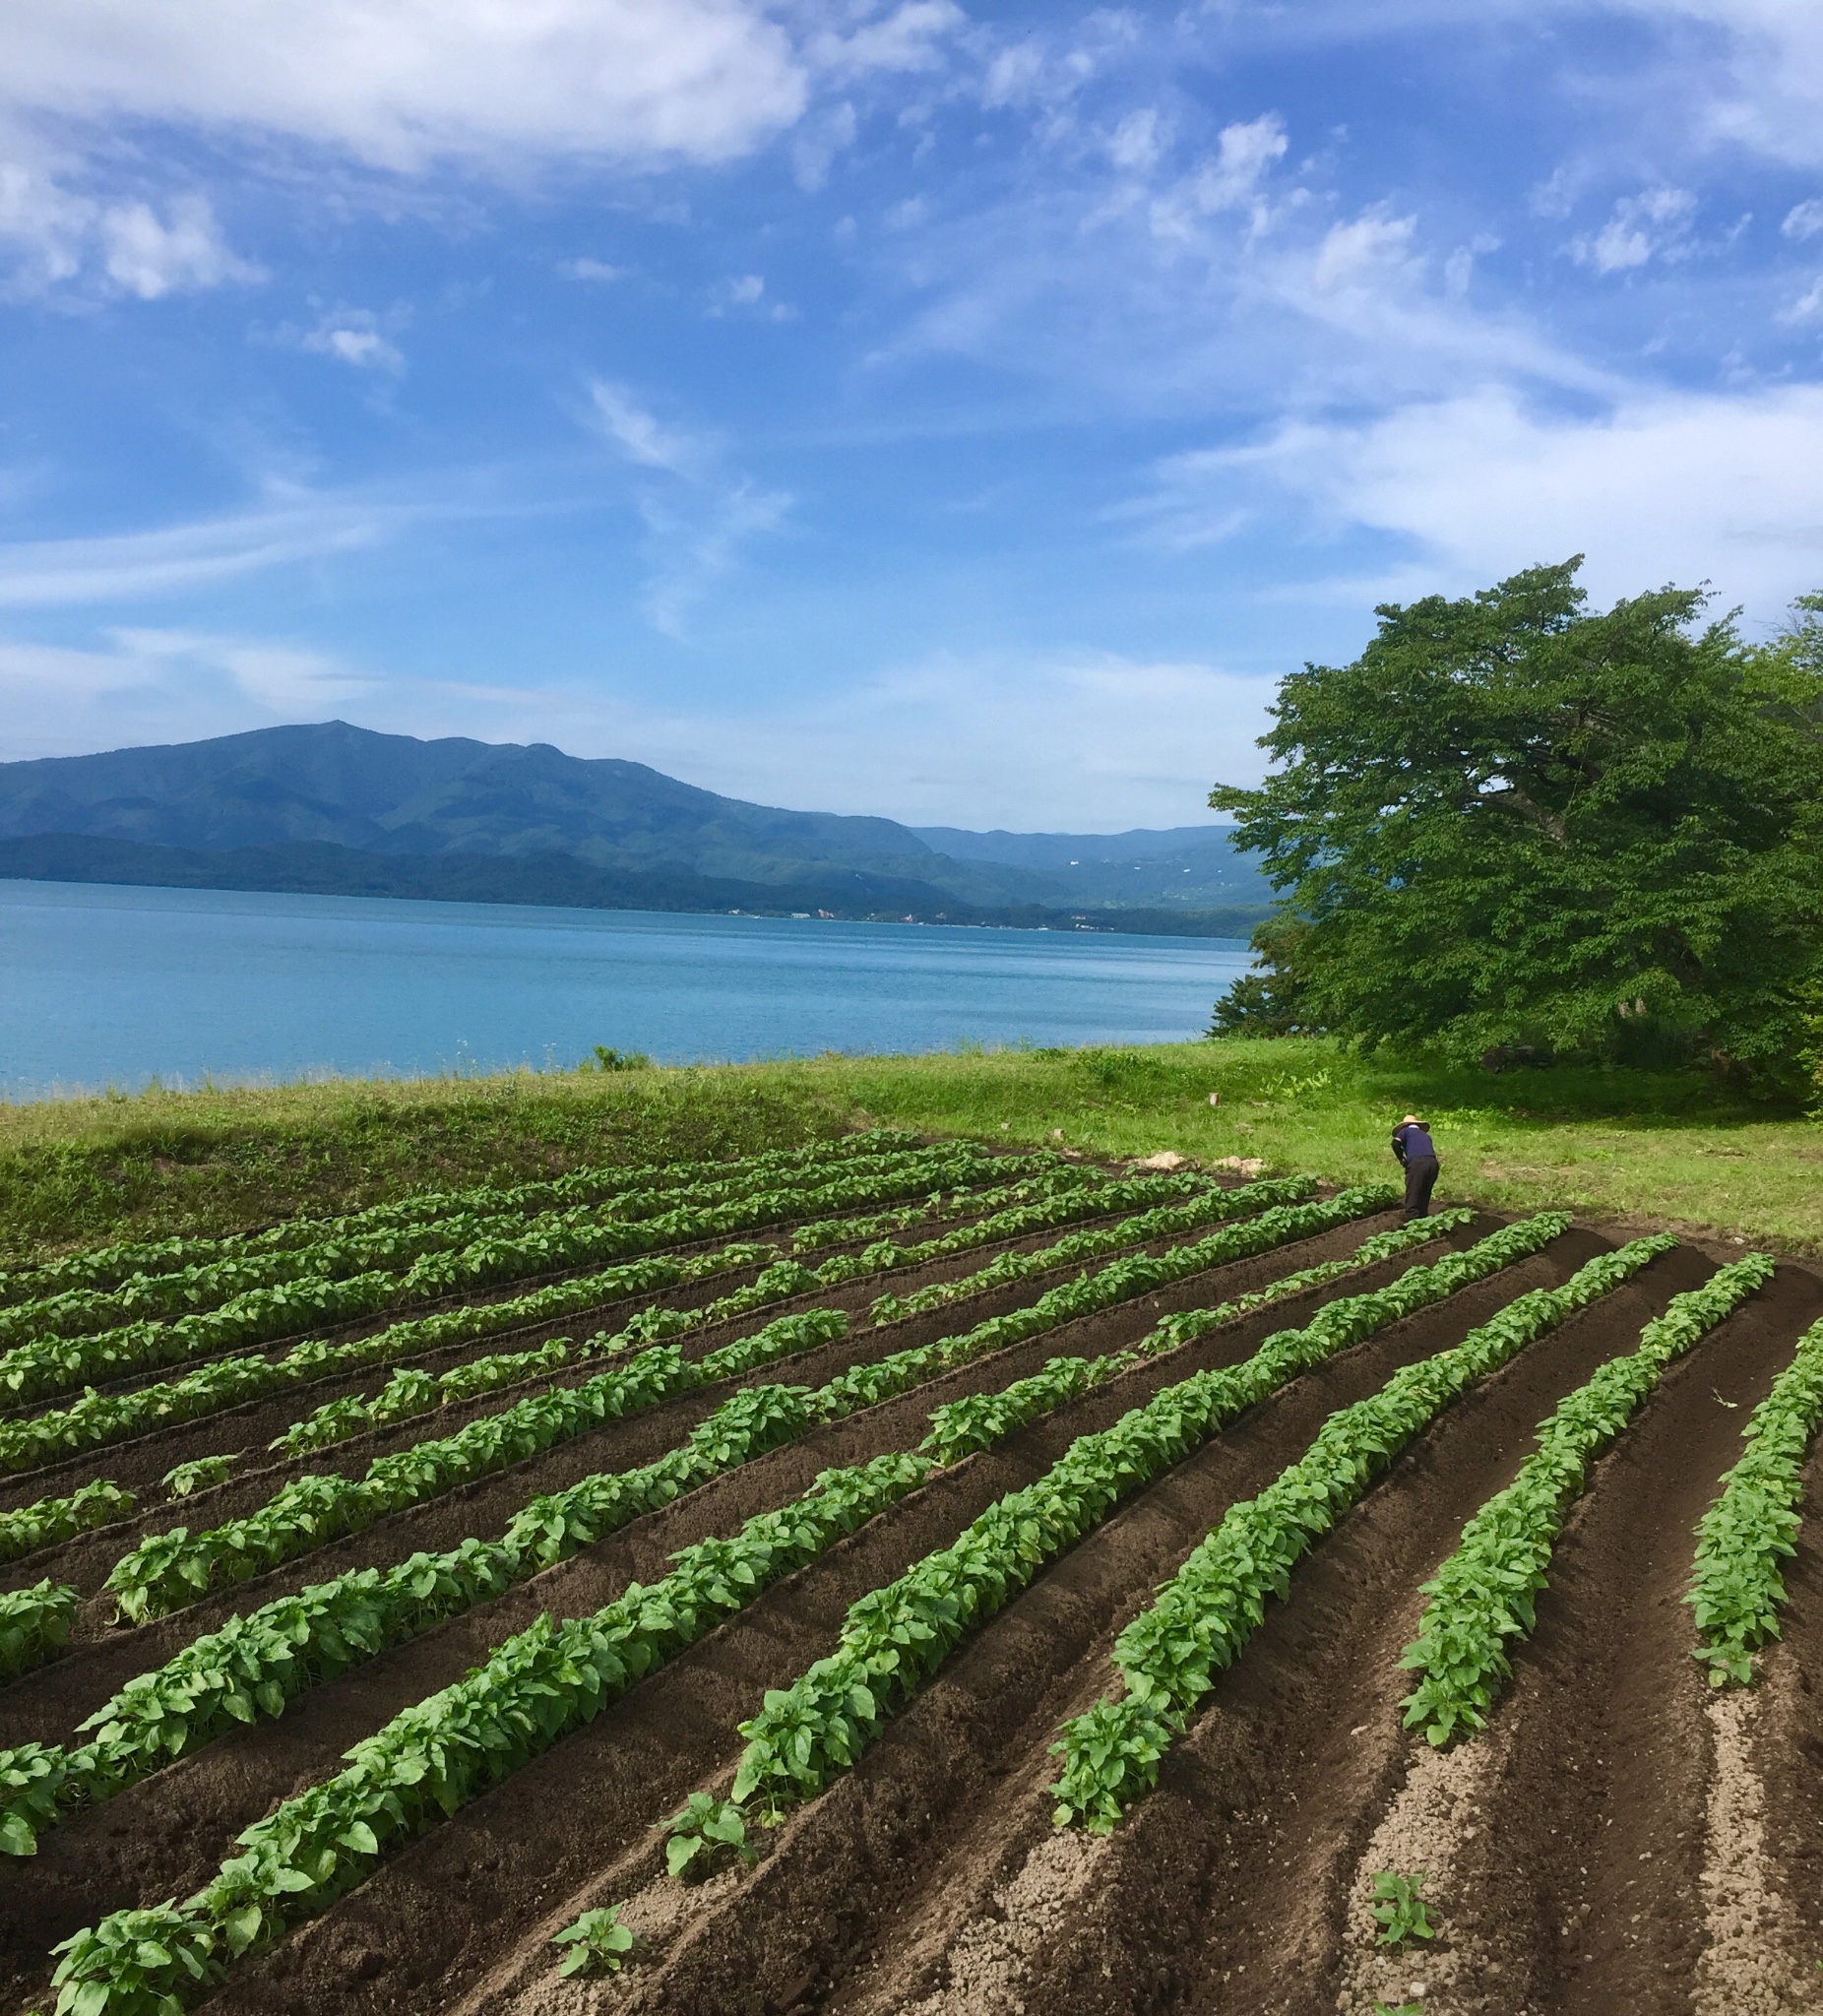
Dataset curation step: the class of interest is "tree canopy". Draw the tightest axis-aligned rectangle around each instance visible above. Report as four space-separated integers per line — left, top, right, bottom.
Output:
1210 561 1823 1087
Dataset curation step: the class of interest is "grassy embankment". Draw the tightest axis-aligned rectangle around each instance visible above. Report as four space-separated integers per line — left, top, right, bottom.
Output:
0 1038 1817 1265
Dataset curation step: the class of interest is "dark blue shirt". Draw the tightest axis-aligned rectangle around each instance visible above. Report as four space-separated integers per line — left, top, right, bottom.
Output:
1393 1123 1437 1163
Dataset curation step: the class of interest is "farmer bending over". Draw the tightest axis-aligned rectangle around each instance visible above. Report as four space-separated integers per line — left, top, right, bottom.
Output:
1392 1112 1440 1223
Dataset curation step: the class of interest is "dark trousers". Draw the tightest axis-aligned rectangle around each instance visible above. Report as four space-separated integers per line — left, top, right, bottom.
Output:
1402 1155 1440 1221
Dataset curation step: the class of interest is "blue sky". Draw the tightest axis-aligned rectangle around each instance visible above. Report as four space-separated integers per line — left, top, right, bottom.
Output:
1 0 1821 830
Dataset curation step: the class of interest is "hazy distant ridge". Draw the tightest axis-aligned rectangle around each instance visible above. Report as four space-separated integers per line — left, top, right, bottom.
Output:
0 723 1271 927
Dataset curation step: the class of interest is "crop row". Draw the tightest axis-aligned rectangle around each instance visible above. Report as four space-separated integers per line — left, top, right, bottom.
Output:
0 1143 1007 1409
0 1481 136 1567
1687 1308 1823 1686
0 1188 1387 1853
102 1308 852 1622
0 1130 927 1308
263 1166 1237 1459
0 1136 1040 1349
731 1211 1576 1824
1047 1231 1676 1832
44 1447 939 2016
36 1194 1448 2007
95 1176 1315 1620
0 1145 1048 1472
1397 1252 1774 1745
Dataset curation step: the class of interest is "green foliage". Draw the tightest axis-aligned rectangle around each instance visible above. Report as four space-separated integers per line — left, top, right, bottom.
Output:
733 1213 1565 1825
160 1457 235 1499
1400 1253 1774 1743
661 1793 758 1880
1049 1232 1672 1831
0 1580 79 1683
1687 1311 1823 1685
0 1135 976 1409
1212 561 1823 1081
48 1454 928 2013
1370 1871 1436 1948
0 1144 998 1475
553 1904 635 1977
0 1480 134 1563
588 1046 651 1073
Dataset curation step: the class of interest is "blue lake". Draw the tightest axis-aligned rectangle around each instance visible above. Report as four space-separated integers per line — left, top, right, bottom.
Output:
0 879 1252 1099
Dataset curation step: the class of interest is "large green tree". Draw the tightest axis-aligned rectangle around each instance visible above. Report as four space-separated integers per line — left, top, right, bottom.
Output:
1210 561 1823 1083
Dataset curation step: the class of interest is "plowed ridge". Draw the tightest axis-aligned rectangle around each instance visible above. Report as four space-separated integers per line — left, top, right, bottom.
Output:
7 1132 1821 2016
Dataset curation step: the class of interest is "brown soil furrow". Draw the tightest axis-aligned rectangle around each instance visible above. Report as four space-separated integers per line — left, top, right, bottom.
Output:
0 1189 1160 1523
0 1209 1402 1761
1353 1264 1823 2016
192 1228 1594 2016
784 1236 1715 2016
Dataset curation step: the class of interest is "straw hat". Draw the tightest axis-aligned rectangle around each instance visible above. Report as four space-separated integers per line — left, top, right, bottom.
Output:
1401 1113 1421 1124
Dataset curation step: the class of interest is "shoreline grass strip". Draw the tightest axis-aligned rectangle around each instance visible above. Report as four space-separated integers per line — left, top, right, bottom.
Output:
0 1130 925 1309
1398 1253 1775 1743
729 1213 1577 1825
1687 1307 1823 1687
1047 1231 1676 1832
0 1189 1394 1849
43 1449 939 2015
0 1144 1007 1408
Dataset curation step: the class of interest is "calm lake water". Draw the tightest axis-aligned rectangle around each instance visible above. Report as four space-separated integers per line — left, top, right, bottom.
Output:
0 879 1252 1100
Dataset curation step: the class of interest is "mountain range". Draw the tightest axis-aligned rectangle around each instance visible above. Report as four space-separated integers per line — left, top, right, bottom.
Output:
0 723 1274 936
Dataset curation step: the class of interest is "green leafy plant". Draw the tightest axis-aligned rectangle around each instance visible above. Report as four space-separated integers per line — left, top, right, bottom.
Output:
661 1793 758 1880
1400 1253 1775 1743
552 1904 635 1976
50 1453 930 2011
1049 1231 1675 1832
1687 1311 1823 1685
1370 1870 1436 1948
0 1580 79 1683
161 1456 235 1499
0 1480 135 1562
733 1215 1574 1828
588 1046 651 1072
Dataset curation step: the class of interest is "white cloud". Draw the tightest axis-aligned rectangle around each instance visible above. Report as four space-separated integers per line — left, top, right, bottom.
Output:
298 306 405 372
1785 198 1823 238
0 169 259 300
589 381 702 475
0 0 811 174
561 257 626 284
1569 187 1698 274
1137 381 1823 619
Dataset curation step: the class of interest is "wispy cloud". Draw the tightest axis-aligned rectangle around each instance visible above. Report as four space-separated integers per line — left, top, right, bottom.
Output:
585 380 788 635
0 494 434 607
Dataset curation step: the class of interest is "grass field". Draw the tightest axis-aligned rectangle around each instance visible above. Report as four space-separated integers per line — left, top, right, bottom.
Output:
1 1037 1818 1262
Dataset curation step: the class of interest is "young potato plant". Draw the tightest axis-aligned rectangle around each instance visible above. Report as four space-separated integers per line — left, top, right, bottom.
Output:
662 1793 759 1880
102 1308 849 1622
552 1904 635 1978
0 1129 923 1309
0 1579 78 1684
0 1142 1001 1410
0 1480 134 1564
1399 1253 1774 1744
161 1456 236 1499
1049 1232 1675 1832
1687 1308 1823 1685
49 1453 933 2014
733 1214 1575 1826
0 1186 1360 1858
1371 1870 1436 1948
